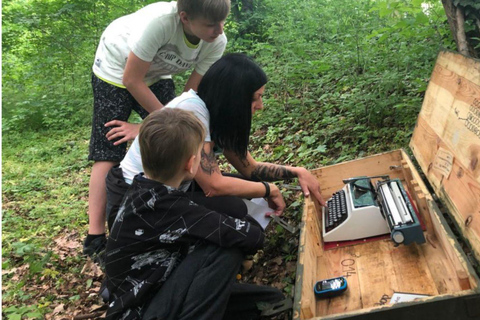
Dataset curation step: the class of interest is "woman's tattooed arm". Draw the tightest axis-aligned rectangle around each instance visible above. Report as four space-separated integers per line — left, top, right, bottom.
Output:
200 147 220 175
224 149 296 182
251 163 296 182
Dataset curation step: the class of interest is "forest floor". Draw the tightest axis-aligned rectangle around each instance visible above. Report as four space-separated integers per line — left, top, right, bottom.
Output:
4 200 302 320
2 129 304 320
43 212 301 319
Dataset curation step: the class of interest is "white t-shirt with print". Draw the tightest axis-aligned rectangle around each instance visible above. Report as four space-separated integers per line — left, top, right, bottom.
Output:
120 89 210 184
92 1 227 86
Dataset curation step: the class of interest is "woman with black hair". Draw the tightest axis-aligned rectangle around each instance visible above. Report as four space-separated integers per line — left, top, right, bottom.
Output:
108 53 325 229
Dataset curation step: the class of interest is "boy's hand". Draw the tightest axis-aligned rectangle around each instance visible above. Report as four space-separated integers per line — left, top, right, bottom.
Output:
105 120 141 146
265 184 286 217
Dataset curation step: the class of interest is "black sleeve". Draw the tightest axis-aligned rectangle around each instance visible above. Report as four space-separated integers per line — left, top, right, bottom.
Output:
161 196 265 255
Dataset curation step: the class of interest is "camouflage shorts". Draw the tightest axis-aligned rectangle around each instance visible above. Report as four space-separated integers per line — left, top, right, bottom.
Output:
88 73 176 162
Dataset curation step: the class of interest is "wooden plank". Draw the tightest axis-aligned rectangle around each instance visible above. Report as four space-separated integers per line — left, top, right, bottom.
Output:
401 160 414 187
316 247 362 316
298 199 320 319
312 150 405 200
314 255 331 317
316 240 454 313
313 236 466 316
417 79 480 173
413 186 435 236
420 235 465 294
410 115 480 262
312 235 472 318
435 50 480 99
414 51 480 176
301 300 314 319
399 149 470 293
425 199 476 291
356 241 398 309
389 243 439 296
400 149 475 290
410 50 480 261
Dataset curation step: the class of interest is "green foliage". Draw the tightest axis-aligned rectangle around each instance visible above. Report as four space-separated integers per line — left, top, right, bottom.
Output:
2 128 92 316
2 0 454 314
2 0 158 132
455 0 480 17
9 241 53 276
238 0 449 167
2 128 90 254
3 304 44 320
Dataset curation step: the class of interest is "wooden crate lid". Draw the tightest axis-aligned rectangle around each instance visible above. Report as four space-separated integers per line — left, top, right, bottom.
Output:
410 50 480 261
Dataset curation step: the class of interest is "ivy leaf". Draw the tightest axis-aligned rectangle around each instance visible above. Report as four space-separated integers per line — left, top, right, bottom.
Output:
6 314 22 320
316 145 327 153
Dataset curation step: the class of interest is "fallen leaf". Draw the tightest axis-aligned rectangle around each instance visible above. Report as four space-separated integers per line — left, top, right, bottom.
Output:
2 267 17 275
271 256 283 266
53 303 65 314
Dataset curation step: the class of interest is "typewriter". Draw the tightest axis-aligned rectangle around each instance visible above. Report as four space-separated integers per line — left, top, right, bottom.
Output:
322 176 425 246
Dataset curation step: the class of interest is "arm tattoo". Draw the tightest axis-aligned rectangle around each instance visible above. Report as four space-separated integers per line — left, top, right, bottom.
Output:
240 157 250 168
251 164 296 182
200 148 220 175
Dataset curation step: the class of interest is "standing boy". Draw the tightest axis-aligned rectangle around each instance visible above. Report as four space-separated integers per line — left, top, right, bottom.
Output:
105 108 284 319
85 0 230 257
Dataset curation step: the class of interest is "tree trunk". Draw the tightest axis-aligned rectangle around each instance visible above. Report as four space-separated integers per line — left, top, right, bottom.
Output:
441 0 478 58
455 6 469 56
441 0 460 47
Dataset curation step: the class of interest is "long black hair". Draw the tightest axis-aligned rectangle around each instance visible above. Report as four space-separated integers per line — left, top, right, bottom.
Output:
197 53 267 158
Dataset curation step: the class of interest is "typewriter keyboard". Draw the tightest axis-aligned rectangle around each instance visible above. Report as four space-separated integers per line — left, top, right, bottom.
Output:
325 190 348 232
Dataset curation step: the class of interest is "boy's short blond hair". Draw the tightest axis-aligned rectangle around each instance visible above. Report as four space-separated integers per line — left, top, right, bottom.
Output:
177 0 230 22
139 108 206 182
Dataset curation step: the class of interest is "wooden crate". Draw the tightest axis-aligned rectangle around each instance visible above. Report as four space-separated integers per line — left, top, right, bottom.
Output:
293 51 480 320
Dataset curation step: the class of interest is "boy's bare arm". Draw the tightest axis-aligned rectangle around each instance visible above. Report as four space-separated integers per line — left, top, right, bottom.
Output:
184 70 203 92
104 52 164 145
123 51 164 113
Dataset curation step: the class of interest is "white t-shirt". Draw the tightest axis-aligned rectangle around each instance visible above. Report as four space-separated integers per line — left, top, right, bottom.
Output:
92 1 227 87
121 89 210 184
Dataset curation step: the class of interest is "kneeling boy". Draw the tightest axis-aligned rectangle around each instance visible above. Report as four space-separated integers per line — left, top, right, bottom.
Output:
105 108 283 319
